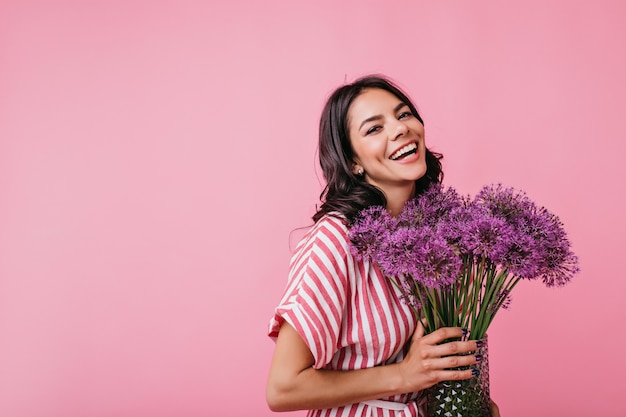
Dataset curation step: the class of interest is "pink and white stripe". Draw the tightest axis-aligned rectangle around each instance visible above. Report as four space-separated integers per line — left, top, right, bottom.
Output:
269 215 423 417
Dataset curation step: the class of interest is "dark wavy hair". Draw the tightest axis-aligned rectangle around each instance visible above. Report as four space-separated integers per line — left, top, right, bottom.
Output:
313 75 444 224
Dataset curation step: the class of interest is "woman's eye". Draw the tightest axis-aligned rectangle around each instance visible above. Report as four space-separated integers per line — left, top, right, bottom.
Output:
398 111 413 119
366 125 382 135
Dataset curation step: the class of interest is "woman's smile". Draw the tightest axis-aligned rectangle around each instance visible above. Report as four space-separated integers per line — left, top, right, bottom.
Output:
389 141 419 161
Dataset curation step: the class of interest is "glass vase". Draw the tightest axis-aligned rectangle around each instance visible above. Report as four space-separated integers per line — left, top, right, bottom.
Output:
425 335 491 417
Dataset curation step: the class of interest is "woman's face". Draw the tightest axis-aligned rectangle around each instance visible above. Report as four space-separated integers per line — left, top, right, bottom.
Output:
347 88 427 197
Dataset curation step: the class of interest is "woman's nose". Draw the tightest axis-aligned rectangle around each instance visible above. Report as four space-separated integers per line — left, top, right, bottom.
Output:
391 120 409 140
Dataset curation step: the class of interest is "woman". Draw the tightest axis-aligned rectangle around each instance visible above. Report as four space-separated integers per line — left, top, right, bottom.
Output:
266 75 500 416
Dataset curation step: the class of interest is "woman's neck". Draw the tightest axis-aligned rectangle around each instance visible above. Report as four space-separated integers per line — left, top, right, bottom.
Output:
385 183 416 216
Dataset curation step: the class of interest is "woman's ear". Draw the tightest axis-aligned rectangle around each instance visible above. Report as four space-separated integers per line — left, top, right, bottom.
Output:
352 163 365 177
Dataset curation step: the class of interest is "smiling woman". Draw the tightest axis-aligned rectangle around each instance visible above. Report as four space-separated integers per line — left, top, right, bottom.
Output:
265 75 500 417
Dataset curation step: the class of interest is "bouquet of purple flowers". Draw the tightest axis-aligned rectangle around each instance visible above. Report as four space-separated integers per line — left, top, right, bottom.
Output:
349 183 579 340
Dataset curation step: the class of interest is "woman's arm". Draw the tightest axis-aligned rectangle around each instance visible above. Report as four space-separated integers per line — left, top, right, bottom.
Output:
266 321 482 412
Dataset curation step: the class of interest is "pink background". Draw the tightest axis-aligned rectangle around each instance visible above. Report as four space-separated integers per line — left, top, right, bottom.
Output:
1 1 625 416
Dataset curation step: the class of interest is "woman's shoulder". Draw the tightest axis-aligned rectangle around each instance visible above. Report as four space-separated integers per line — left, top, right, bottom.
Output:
293 212 351 256
315 212 349 229
310 212 351 242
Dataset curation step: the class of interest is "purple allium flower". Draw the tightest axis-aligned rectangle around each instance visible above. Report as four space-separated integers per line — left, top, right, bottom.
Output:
398 184 463 229
349 206 395 262
466 215 515 264
500 232 543 278
527 208 580 286
376 226 461 288
475 184 535 227
442 202 516 264
475 184 579 285
539 253 580 287
375 226 421 276
411 240 462 288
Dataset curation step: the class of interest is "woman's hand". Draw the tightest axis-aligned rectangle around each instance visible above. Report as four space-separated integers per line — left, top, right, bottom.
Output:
397 320 482 392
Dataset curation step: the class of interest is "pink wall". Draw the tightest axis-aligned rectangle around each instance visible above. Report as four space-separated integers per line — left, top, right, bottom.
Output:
1 1 624 416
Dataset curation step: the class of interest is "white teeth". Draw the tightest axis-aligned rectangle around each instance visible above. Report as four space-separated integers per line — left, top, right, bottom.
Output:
390 143 417 160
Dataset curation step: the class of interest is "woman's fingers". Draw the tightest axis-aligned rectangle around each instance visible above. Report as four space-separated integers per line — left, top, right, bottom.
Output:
422 326 466 344
421 352 480 372
429 368 477 382
425 339 481 359
413 318 427 340
408 326 462 353
414 327 481 360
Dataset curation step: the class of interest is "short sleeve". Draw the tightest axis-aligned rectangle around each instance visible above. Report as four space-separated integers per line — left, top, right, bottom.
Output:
268 215 351 369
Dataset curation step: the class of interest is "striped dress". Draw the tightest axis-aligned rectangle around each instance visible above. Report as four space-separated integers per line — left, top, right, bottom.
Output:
268 214 424 417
